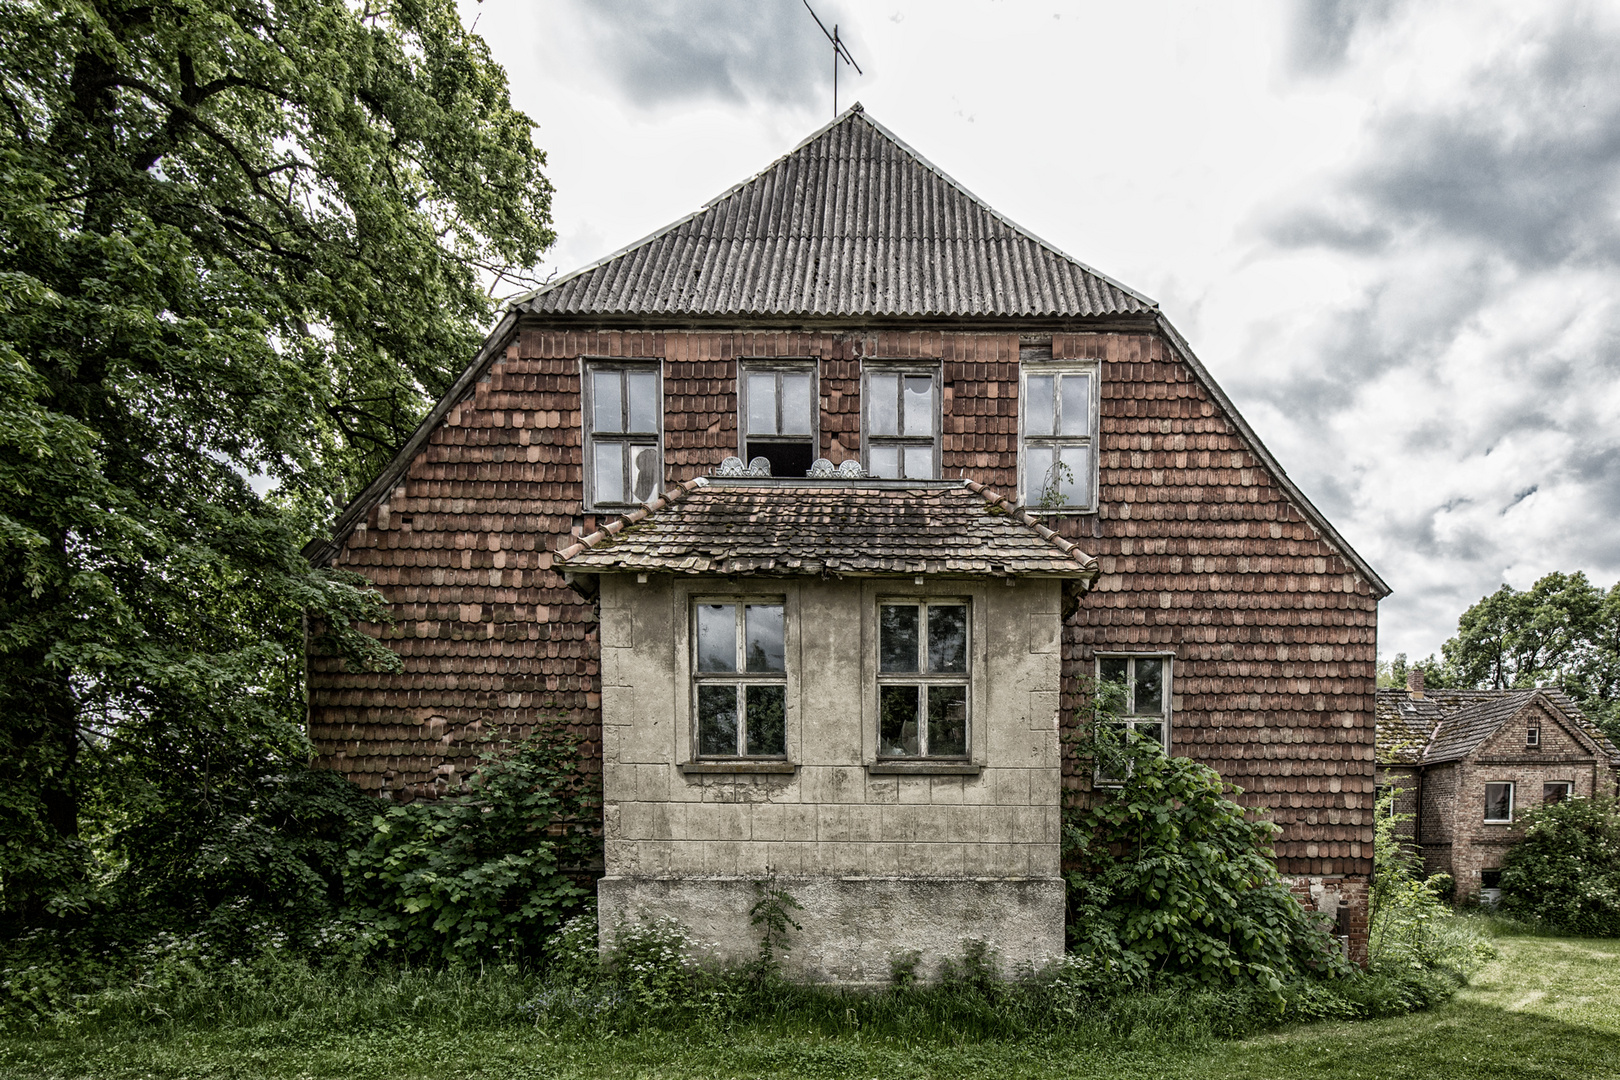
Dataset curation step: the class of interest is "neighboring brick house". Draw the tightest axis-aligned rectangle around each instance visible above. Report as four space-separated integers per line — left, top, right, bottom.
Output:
305 105 1390 976
1376 670 1620 902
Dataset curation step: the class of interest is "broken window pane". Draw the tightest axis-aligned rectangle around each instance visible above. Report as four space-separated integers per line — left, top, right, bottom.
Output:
594 443 624 505
1484 782 1513 821
744 604 785 673
927 685 968 756
698 685 739 756
627 370 659 433
593 370 623 433
746 685 786 755
747 372 777 435
928 604 967 673
1060 373 1090 435
868 445 900 479
630 444 659 502
780 373 812 435
1135 658 1163 714
879 685 920 756
1026 374 1055 436
696 604 736 672
868 373 899 436
880 605 920 673
903 376 932 435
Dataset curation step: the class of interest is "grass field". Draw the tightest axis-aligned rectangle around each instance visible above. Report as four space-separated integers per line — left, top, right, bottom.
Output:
3 926 1616 1080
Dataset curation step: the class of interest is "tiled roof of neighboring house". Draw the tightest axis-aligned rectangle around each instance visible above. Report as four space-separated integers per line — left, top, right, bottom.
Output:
512 105 1154 321
1374 687 1620 766
555 477 1100 580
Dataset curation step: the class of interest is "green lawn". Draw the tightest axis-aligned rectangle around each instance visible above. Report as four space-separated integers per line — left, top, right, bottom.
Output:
5 930 1617 1080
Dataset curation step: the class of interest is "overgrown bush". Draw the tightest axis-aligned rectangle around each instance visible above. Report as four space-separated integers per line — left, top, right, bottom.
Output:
1064 732 1350 991
1367 789 1493 977
1499 796 1620 936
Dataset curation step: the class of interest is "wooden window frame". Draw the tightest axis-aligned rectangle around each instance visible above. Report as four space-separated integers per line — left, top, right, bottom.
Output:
738 360 820 474
874 597 972 760
860 362 941 480
1017 357 1100 514
690 597 789 760
581 359 663 511
1093 652 1173 785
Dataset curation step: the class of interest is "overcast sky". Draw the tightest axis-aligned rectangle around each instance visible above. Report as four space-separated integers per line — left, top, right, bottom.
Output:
459 0 1620 664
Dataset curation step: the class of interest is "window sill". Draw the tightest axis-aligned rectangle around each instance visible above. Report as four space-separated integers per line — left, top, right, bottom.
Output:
867 762 982 776
678 761 797 776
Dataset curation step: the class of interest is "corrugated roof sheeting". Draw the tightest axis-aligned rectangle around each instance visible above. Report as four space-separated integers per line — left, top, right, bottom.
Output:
519 107 1151 320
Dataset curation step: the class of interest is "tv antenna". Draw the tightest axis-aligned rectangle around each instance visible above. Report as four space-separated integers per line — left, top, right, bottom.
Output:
802 1 861 117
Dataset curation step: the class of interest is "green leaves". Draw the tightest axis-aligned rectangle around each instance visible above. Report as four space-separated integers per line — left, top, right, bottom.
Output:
1500 796 1620 937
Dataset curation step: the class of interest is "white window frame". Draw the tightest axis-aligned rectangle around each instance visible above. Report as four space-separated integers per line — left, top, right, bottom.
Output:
582 359 662 511
1543 781 1573 805
1093 652 1173 785
1484 781 1515 823
861 362 940 479
874 597 972 760
1018 357 1100 513
738 360 819 477
690 597 789 759
1525 726 1541 747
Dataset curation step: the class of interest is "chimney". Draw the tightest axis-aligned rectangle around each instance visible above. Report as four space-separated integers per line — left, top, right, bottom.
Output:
1407 668 1425 698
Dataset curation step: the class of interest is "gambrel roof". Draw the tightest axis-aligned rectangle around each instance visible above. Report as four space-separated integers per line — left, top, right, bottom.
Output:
514 105 1152 321
556 477 1099 582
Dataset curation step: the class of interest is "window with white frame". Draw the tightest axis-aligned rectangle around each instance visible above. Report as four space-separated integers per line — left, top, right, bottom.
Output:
1525 725 1541 747
863 366 939 479
1095 654 1170 782
692 600 786 757
740 363 817 478
584 362 661 509
876 600 969 758
1484 782 1514 822
1543 781 1573 805
1019 357 1097 512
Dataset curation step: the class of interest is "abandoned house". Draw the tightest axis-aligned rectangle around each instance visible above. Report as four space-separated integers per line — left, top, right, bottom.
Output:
304 105 1391 980
1376 669 1619 904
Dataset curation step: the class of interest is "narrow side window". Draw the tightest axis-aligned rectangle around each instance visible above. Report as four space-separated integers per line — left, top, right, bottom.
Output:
1019 353 1097 512
1094 654 1171 783
863 365 939 479
584 361 661 509
876 600 969 758
693 601 787 758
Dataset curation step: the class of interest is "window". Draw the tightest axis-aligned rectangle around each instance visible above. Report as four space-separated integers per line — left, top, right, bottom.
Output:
1095 655 1170 783
740 363 817 478
1484 782 1514 823
876 600 969 758
692 601 786 757
1526 726 1541 747
584 362 661 509
1544 781 1573 805
1019 358 1097 512
863 366 939 479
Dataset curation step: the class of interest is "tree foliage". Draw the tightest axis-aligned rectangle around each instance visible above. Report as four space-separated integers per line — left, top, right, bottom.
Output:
1499 796 1620 937
0 0 552 937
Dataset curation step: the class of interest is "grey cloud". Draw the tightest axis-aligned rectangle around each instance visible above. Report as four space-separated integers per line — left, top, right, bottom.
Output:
1286 0 1400 74
1500 485 1538 514
564 0 852 108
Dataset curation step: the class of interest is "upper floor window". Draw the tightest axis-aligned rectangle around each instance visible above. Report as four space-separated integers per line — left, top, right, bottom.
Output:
1019 356 1097 512
741 363 817 478
1095 654 1170 783
863 365 939 479
1543 781 1572 805
584 361 661 509
693 600 786 757
1484 782 1514 823
877 599 969 758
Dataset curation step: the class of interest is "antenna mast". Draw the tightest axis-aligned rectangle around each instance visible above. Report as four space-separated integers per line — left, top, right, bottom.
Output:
803 1 861 117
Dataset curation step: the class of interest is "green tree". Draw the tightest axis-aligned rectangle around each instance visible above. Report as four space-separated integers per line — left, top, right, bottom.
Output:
1499 796 1620 937
0 0 552 937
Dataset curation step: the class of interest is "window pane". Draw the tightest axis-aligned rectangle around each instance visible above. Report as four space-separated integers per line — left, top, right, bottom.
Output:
879 604 920 673
1099 657 1129 686
1059 373 1090 435
744 604 785 673
1095 721 1129 783
1544 783 1570 805
780 373 812 435
1057 446 1091 509
697 685 739 756
927 685 968 757
879 685 920 756
1024 445 1054 505
902 445 933 479
869 445 900 479
695 604 736 672
747 372 777 435
1134 658 1163 715
627 370 659 433
1485 783 1512 821
630 444 659 502
903 376 933 435
927 604 967 673
1134 720 1164 750
1026 374 1055 436
592 370 623 433
594 443 624 505
745 685 786 756
869 373 899 436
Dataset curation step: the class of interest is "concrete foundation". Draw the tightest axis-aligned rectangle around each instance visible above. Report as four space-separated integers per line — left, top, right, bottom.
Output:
598 874 1066 985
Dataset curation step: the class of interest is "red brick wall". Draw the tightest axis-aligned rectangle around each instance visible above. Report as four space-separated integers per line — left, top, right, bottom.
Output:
310 327 1380 887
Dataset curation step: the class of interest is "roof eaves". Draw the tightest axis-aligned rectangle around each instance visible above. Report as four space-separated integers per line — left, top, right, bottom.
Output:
554 476 710 564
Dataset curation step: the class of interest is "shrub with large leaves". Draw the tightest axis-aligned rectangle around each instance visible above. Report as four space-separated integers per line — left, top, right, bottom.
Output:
1500 796 1620 937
